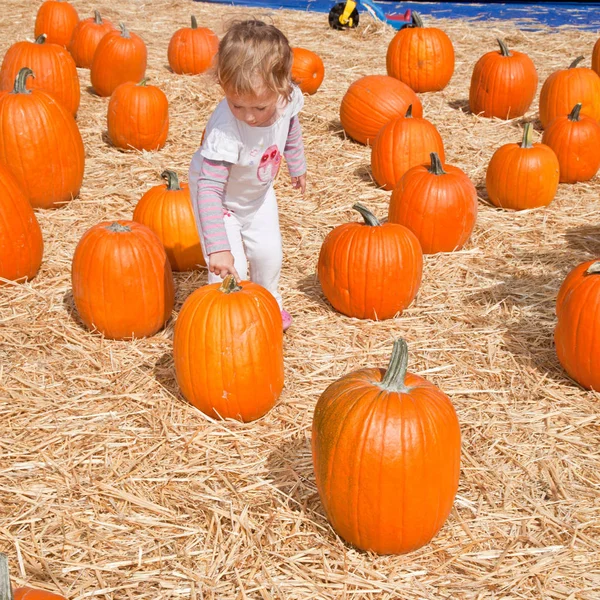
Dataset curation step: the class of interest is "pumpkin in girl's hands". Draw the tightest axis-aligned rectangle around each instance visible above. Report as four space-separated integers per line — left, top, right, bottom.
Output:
291 47 325 95
168 16 218 75
34 0 79 48
1 553 67 600
312 338 461 554
68 10 116 69
318 203 423 320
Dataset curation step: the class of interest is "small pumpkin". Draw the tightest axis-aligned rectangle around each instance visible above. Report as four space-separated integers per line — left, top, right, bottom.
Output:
133 170 205 271
72 221 174 340
68 10 116 69
312 338 461 555
593 39 600 77
1 553 67 600
469 39 538 119
555 260 600 390
386 11 454 92
0 68 84 209
539 56 600 128
34 0 79 48
291 47 325 95
318 203 423 320
167 16 218 75
486 122 560 210
173 275 284 422
389 152 477 254
541 103 600 184
371 105 445 191
107 79 169 151
0 163 43 283
339 75 423 145
90 23 147 97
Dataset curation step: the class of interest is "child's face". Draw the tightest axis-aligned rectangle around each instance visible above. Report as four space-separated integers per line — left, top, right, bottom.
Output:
225 87 280 127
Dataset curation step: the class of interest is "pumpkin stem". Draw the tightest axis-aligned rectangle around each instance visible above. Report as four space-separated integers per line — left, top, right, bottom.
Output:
12 68 34 95
106 222 131 233
405 104 413 118
34 34 46 44
94 10 102 24
568 103 582 122
497 39 511 57
521 122 534 148
428 152 446 175
219 274 242 293
0 554 13 600
352 203 381 227
585 262 600 275
410 11 424 28
568 56 585 69
191 15 198 29
161 170 181 191
119 23 131 39
137 78 149 86
379 339 411 393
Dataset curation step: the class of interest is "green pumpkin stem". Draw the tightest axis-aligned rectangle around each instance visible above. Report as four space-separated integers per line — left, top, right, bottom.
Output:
94 10 102 24
352 203 381 226
34 34 46 44
191 15 198 29
0 554 13 600
379 339 411 392
568 56 585 69
12 68 34 94
107 222 131 233
568 103 582 122
410 11 424 28
219 274 242 293
119 23 130 38
405 104 413 118
497 39 511 57
137 78 149 86
521 122 534 148
586 262 600 275
161 170 181 191
428 152 446 175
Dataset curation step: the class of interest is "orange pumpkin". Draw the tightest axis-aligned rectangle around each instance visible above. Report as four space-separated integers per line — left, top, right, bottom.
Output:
68 10 116 69
469 39 538 119
318 203 423 320
0 163 43 283
371 105 445 191
34 0 79 48
312 338 461 554
555 260 600 390
386 11 454 92
90 23 147 97
173 275 284 422
0 34 80 116
593 39 600 77
107 79 169 151
133 170 205 271
541 103 600 184
1 553 67 600
389 152 477 254
72 221 174 340
339 75 423 145
486 122 560 210
167 16 218 75
0 68 84 209
291 47 325 95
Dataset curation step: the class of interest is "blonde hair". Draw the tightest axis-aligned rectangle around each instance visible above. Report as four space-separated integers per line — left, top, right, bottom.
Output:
216 19 293 100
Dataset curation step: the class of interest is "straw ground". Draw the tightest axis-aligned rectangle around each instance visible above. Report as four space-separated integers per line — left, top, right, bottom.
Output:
1 0 599 598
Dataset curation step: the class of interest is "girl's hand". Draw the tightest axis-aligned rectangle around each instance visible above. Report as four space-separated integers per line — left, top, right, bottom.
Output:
291 173 306 195
209 250 240 282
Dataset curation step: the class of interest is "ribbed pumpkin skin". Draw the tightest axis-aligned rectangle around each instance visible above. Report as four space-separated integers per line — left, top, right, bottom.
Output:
389 157 477 254
371 113 445 191
34 0 79 48
133 172 205 271
291 47 325 95
554 260 600 390
593 39 600 77
0 164 43 282
173 278 284 422
469 41 538 119
312 343 461 555
0 36 80 116
167 18 218 75
0 70 84 209
107 81 169 151
91 26 147 97
68 11 116 68
340 75 423 145
72 221 174 340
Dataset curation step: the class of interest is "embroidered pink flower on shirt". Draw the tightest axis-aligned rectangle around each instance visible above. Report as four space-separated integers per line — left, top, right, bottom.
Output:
257 145 281 182
223 208 233 218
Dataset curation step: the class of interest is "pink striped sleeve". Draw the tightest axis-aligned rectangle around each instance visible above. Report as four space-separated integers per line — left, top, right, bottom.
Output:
284 115 306 178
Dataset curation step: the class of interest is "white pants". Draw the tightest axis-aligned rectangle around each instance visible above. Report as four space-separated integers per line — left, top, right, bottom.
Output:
202 187 283 308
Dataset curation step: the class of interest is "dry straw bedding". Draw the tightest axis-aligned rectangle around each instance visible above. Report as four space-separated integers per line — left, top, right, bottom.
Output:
1 0 599 598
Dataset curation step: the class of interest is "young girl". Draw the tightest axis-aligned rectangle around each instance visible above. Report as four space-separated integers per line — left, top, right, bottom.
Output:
189 19 307 331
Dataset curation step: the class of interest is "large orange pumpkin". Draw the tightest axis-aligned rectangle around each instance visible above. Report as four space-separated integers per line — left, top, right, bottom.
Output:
0 34 80 116
34 0 79 48
167 16 218 75
469 39 538 119
555 260 600 390
291 47 325 95
173 275 284 422
541 103 600 183
389 152 477 253
72 221 174 340
107 79 169 151
133 170 205 271
318 203 423 320
1 553 67 600
339 75 423 145
0 68 84 209
0 163 43 283
90 23 147 97
68 10 116 69
386 11 454 92
486 122 560 209
539 56 600 129
312 338 461 554
371 105 445 191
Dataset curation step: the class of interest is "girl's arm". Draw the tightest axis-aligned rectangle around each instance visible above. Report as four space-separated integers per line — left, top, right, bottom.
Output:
284 115 306 193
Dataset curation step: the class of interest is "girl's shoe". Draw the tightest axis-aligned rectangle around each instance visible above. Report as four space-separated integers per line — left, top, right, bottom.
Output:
281 309 293 332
